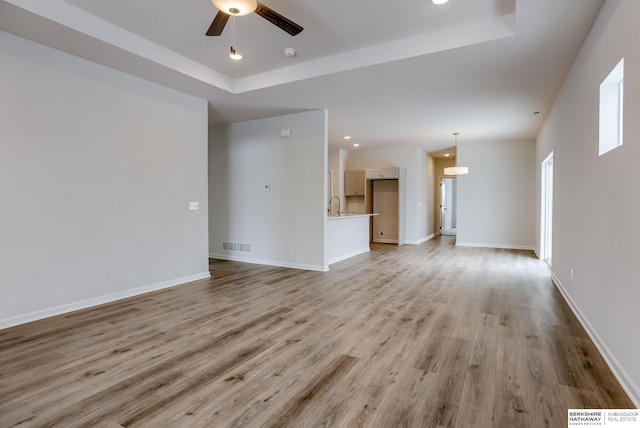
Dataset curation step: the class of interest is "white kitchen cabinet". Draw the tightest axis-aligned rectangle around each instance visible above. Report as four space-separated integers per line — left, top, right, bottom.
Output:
366 167 399 179
381 167 399 178
344 170 365 196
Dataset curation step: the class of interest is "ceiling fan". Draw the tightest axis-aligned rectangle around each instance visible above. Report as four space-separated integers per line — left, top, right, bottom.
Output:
206 0 304 37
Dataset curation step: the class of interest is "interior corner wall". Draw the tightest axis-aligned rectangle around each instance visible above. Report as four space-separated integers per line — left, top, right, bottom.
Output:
339 149 349 204
346 146 427 244
535 0 640 405
327 148 348 210
208 110 327 271
0 31 210 328
328 148 339 202
456 139 535 249
416 150 429 240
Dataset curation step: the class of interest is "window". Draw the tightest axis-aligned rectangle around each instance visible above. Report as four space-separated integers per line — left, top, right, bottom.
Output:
541 152 553 265
599 58 624 156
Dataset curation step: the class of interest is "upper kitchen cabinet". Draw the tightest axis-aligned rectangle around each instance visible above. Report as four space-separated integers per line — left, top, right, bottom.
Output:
366 167 399 180
345 170 365 196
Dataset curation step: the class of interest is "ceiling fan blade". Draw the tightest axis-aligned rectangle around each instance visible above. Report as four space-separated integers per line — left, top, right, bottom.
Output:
206 11 229 36
255 2 303 36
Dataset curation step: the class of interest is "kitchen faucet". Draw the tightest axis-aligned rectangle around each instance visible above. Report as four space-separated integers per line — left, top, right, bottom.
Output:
330 196 341 215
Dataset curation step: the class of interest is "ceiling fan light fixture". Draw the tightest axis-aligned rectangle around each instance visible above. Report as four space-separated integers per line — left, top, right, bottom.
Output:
211 0 257 16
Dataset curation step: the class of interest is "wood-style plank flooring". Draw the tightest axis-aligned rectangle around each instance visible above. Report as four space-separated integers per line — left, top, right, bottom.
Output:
0 237 634 427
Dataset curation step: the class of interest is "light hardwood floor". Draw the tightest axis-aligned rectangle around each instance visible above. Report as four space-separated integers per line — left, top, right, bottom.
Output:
0 237 634 427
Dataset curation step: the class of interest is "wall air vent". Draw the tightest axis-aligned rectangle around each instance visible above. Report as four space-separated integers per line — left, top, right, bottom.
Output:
222 241 252 253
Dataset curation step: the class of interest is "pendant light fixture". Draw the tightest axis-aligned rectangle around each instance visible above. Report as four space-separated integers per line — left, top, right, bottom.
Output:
228 16 243 60
444 132 469 175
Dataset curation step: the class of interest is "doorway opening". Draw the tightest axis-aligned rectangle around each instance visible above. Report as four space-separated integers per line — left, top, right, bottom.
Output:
365 171 407 246
439 177 457 236
371 179 399 244
541 152 554 265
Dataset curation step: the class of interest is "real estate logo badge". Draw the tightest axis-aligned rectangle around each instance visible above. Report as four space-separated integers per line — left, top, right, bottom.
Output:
568 409 640 427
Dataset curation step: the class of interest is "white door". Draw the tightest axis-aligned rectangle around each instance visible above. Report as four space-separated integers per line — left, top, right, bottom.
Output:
440 178 457 236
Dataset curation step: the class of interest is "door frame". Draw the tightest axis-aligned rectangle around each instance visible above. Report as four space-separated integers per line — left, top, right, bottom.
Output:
365 170 406 246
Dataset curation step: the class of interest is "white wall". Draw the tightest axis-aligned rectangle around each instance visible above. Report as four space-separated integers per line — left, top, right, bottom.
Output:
209 110 328 271
457 139 535 249
346 146 429 244
536 0 640 405
0 31 210 328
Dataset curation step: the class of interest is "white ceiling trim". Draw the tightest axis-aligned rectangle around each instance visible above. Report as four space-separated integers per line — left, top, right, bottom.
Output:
235 14 516 93
4 0 235 92
6 0 514 96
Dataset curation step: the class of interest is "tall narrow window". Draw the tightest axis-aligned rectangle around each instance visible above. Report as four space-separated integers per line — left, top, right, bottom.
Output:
599 58 624 156
541 152 553 265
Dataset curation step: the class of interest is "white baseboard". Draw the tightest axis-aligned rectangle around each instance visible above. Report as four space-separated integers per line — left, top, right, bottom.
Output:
210 253 326 272
327 247 370 267
552 274 640 408
406 234 436 245
532 246 541 259
0 271 211 330
455 242 535 251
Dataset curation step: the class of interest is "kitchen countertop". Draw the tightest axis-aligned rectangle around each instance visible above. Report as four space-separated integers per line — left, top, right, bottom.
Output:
327 212 378 220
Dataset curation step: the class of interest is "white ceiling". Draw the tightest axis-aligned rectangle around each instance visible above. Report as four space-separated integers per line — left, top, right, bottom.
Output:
0 0 603 154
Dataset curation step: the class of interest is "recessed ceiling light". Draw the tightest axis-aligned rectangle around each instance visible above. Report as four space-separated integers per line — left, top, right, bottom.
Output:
431 0 449 5
284 48 296 57
444 153 450 157
353 143 360 147
343 135 352 140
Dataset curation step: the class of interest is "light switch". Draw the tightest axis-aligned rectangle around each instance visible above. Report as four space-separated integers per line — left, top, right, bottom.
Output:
281 128 291 138
189 201 199 210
